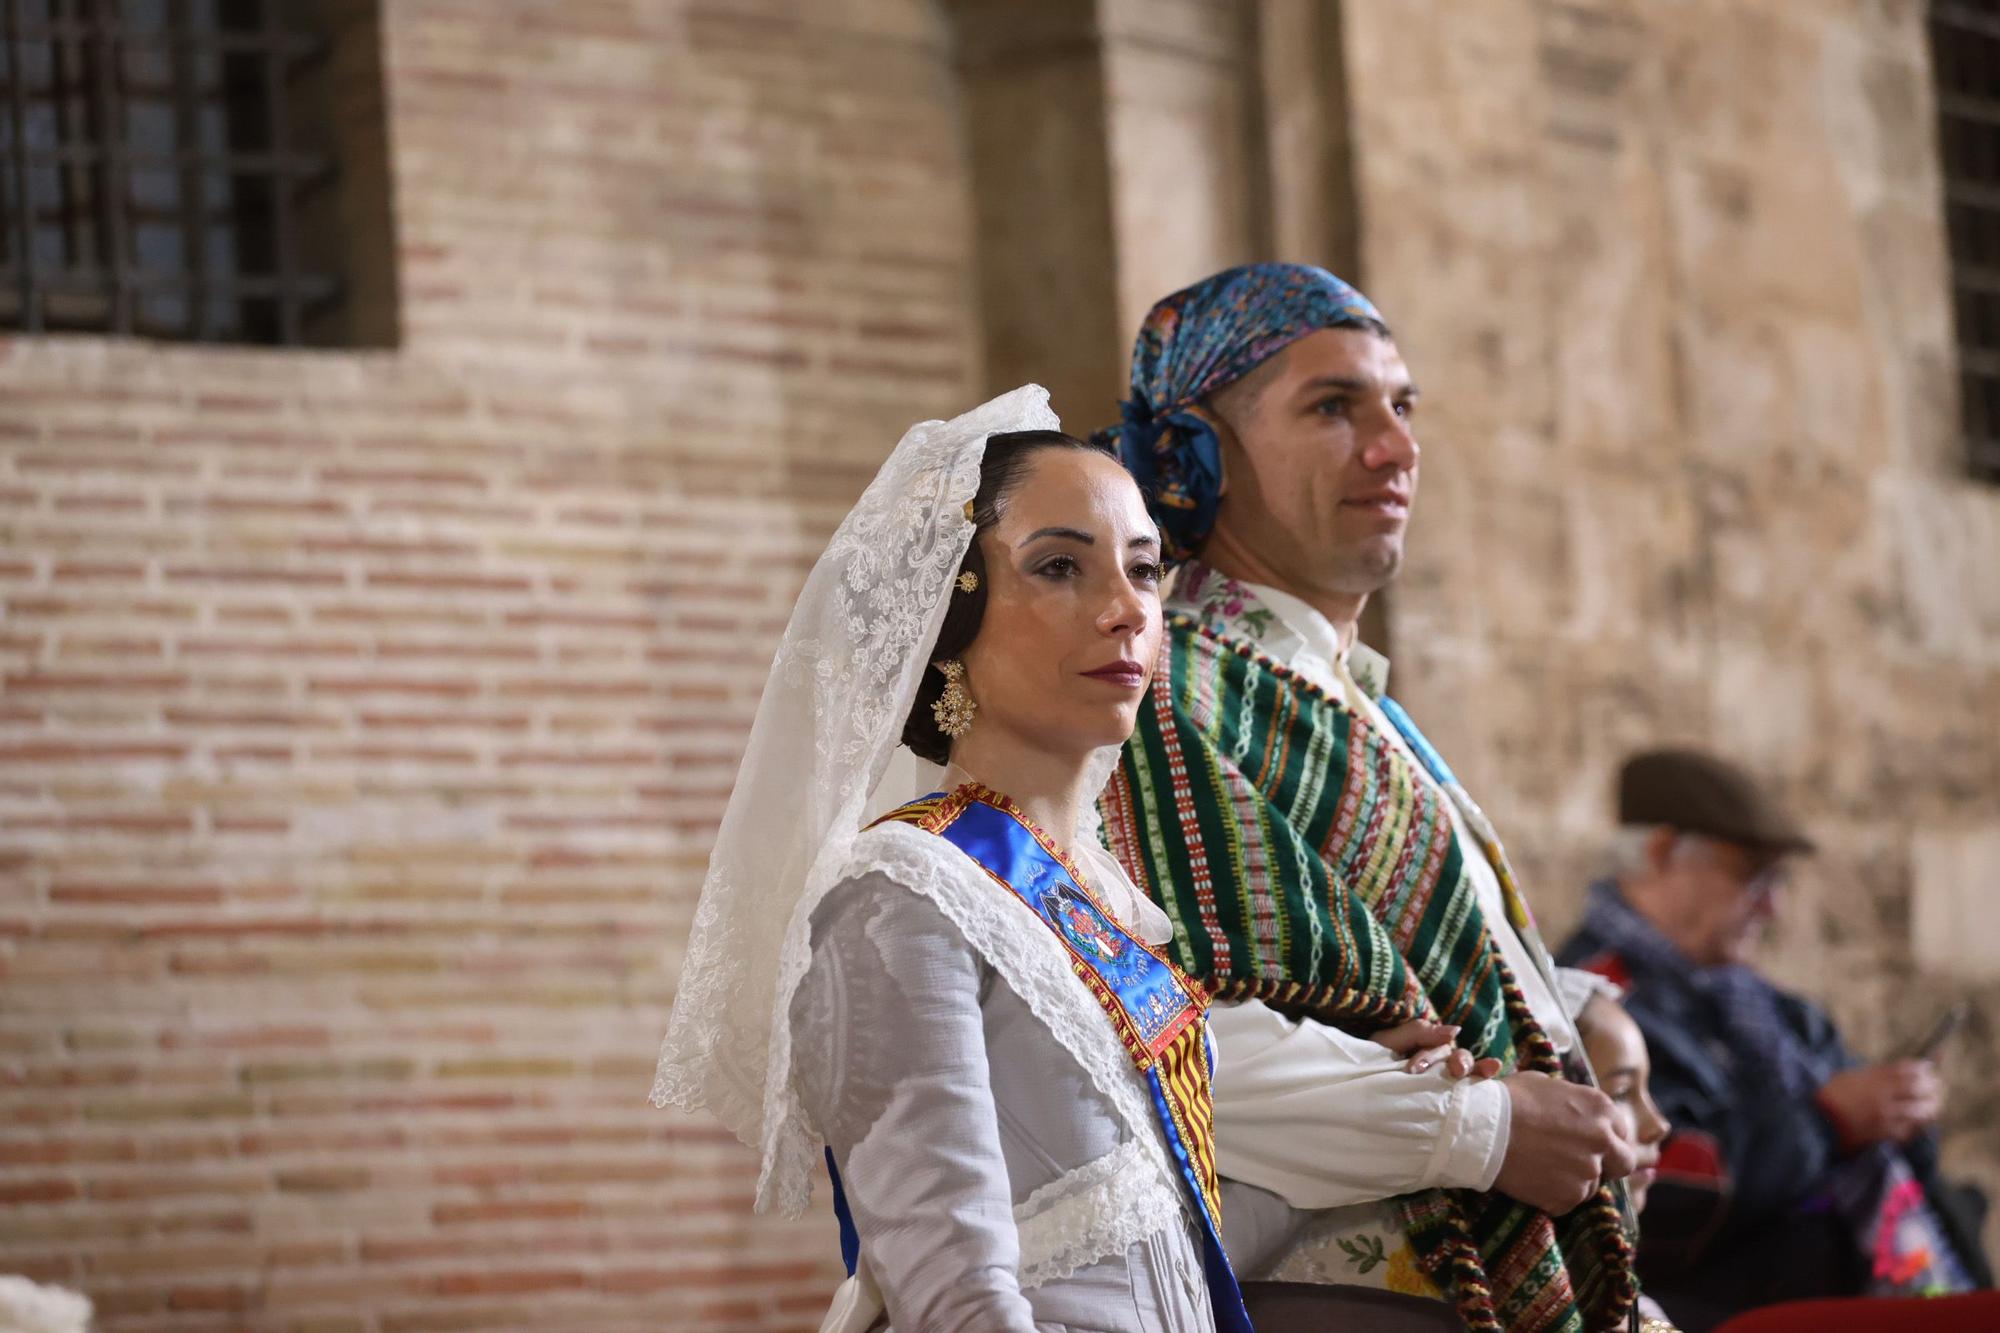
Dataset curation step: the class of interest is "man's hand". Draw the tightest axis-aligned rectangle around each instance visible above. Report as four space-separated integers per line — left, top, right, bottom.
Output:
1493 1071 1639 1216
1371 1018 1504 1081
1816 1061 1942 1147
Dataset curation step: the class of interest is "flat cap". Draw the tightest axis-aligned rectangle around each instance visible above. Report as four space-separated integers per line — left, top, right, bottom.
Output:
1617 748 1815 855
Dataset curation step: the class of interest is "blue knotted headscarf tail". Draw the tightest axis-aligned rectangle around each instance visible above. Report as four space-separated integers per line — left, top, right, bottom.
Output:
1092 263 1387 564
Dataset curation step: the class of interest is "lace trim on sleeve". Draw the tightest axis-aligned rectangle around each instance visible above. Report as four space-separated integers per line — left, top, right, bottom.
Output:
1013 1138 1190 1289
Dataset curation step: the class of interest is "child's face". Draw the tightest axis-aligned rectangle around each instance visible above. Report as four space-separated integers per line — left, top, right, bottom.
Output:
1581 995 1671 1212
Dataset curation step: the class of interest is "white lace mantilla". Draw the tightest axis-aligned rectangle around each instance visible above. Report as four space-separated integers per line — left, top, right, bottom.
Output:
650 387 1071 1214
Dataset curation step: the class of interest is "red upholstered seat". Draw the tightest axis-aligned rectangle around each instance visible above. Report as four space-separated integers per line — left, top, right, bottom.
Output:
1712 1291 2000 1332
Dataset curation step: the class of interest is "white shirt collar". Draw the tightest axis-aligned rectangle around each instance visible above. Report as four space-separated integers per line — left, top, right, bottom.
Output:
1237 578 1392 701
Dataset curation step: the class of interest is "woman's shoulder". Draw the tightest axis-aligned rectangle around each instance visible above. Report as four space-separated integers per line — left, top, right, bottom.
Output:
838 817 965 889
814 829 972 946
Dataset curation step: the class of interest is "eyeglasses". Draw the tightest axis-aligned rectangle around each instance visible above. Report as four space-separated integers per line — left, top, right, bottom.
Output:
1676 833 1790 899
1742 861 1790 902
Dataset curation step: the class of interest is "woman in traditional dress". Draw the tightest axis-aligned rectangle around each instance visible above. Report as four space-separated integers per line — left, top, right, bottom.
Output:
652 388 1467 1331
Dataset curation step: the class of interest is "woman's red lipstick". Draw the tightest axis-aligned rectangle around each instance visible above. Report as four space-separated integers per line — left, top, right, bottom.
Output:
1082 659 1147 689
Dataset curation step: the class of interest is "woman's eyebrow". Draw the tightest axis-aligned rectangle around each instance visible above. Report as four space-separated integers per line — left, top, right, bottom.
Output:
1017 526 1095 548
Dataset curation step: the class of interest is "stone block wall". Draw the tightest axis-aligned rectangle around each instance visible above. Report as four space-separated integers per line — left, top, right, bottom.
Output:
1341 0 2000 1250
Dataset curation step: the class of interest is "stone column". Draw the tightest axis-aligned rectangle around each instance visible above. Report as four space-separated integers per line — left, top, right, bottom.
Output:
1097 0 1270 334
1256 0 1361 281
948 0 1127 429
951 0 1301 426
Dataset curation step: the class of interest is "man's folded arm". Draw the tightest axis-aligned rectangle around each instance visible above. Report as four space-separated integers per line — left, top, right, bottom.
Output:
1208 997 1510 1209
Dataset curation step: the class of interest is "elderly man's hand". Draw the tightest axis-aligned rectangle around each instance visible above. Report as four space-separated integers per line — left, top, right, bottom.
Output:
1494 1072 1639 1216
1371 1018 1504 1081
1817 1060 1942 1147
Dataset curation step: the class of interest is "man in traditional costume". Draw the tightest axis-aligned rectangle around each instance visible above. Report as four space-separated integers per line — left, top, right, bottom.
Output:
1560 749 1990 1327
1095 264 1648 1331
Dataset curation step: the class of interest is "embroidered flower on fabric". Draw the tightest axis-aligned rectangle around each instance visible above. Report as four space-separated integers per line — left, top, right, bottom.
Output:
1337 1233 1388 1275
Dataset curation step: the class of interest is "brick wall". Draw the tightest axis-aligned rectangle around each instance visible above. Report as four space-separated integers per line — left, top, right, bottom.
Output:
0 2 978 1329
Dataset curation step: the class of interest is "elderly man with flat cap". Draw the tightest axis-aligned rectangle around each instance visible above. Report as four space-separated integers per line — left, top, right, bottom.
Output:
1559 748 1991 1328
1094 263 1647 1332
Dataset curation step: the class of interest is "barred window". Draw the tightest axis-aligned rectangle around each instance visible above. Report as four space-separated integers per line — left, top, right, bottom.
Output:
0 0 393 347
1933 0 2000 481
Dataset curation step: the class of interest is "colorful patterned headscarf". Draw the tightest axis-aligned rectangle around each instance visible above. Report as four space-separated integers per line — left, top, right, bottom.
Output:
1093 263 1387 563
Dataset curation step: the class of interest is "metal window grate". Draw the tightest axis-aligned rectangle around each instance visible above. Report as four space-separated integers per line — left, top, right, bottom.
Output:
0 0 340 345
1932 0 2000 481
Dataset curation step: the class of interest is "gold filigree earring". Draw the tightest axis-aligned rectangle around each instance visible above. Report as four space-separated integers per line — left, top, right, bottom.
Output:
955 571 979 594
932 660 976 738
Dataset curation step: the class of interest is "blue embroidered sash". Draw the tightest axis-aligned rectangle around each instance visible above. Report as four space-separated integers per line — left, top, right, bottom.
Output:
831 783 1251 1333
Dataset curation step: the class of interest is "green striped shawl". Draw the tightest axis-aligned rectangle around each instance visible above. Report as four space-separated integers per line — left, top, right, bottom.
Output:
1100 598 1636 1332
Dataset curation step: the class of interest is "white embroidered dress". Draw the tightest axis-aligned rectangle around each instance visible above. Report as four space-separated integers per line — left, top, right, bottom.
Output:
651 387 1214 1332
